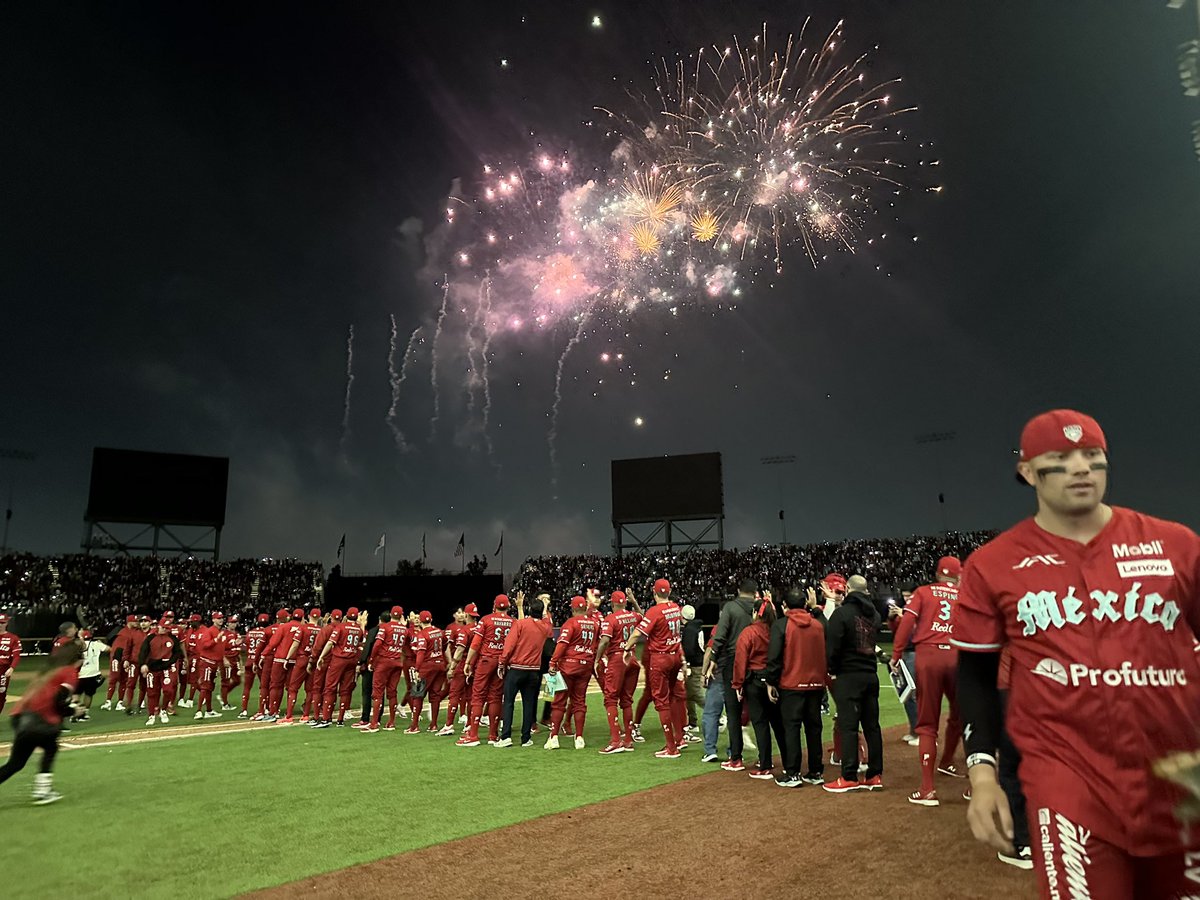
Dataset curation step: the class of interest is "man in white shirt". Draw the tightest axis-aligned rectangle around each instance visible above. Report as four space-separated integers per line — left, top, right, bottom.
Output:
74 629 109 720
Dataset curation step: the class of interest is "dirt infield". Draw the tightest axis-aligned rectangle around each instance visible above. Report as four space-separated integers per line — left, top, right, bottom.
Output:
253 728 1034 900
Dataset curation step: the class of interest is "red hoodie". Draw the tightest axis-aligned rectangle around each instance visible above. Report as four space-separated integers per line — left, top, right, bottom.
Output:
766 608 826 691
501 616 553 670
732 620 771 691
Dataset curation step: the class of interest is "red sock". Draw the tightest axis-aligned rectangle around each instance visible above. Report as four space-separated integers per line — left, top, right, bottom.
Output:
605 705 621 744
621 705 633 740
572 706 585 737
487 700 502 740
411 698 423 725
550 705 566 736
634 688 652 725
662 722 676 752
430 701 442 730
919 734 937 793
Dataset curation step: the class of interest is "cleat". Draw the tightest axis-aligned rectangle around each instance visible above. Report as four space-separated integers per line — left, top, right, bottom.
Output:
997 846 1033 870
598 743 624 755
721 759 745 773
902 733 919 746
313 720 330 729
403 726 420 735
145 716 156 727
362 725 380 734
335 721 345 727
237 711 249 719
32 791 63 806
544 735 560 750
748 768 774 780
382 724 396 732
494 737 513 748
630 724 644 743
350 722 368 730
521 739 534 748
908 789 939 806
277 717 294 725
654 748 681 759
115 702 127 711
775 773 804 788
159 711 169 724
822 777 864 794
221 703 236 711
100 700 112 711
937 764 966 779
574 736 586 750
620 739 634 752
456 736 480 747
299 715 310 723
436 725 456 736
194 711 204 720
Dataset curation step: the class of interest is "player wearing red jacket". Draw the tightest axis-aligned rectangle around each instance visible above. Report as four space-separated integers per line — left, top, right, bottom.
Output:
262 610 307 722
0 613 20 716
163 612 186 713
622 579 686 758
445 603 478 732
891 557 965 806
734 599 784 779
137 619 182 725
254 609 290 718
954 410 1200 897
100 615 136 709
306 609 340 725
545 596 598 750
283 608 322 723
364 607 407 733
219 616 244 711
192 612 230 719
596 590 642 753
178 614 203 707
122 617 151 714
410 611 448 734
457 595 514 746
314 607 364 727
238 614 270 718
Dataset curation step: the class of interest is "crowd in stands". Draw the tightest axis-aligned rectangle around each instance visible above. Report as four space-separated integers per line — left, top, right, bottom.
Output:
512 531 997 622
0 554 323 635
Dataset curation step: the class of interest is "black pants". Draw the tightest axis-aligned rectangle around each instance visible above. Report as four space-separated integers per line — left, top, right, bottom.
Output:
743 676 786 770
0 715 59 785
501 669 540 743
359 669 374 723
831 671 883 780
721 669 744 761
998 691 1029 848
779 689 824 777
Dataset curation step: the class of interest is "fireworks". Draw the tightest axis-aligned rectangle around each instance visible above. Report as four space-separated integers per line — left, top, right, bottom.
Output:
690 210 720 242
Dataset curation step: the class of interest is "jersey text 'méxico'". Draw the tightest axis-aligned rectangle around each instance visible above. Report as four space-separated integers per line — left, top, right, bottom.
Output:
636 603 683 653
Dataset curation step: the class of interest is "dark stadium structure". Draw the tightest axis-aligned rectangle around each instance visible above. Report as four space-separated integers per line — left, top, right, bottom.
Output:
610 452 724 556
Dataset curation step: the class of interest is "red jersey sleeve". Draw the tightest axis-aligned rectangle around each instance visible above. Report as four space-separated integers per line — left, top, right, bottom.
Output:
550 620 574 668
891 590 923 659
949 559 1004 651
414 630 427 668
732 629 749 691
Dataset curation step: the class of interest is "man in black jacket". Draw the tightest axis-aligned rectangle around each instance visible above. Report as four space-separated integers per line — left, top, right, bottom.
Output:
356 612 380 728
823 575 883 793
703 579 759 771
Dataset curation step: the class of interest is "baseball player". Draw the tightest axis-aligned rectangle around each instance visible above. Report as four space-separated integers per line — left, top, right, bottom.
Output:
596 590 643 753
0 613 20 716
456 595 514 747
219 615 243 711
181 614 203 708
239 613 270 718
263 609 307 722
410 611 448 734
314 606 363 728
306 609 341 726
445 602 479 731
621 579 686 759
253 609 290 719
364 607 407 733
953 409 1200 898
121 616 150 715
192 612 229 719
100 615 135 710
545 596 598 750
891 557 965 806
138 618 182 726
282 608 321 723
164 612 186 714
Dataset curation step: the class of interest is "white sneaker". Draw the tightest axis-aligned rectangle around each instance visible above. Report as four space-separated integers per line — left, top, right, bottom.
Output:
521 739 534 748
742 726 757 750
32 791 62 806
544 734 559 750
222 703 236 711
115 701 127 711
480 715 490 726
436 725 455 737
194 711 204 720
574 736 586 750
159 711 169 724
494 737 513 748
145 716 156 726
204 711 221 719
100 700 112 711
458 714 468 725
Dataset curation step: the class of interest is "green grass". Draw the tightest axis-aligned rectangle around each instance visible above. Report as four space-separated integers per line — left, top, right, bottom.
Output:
3 664 910 897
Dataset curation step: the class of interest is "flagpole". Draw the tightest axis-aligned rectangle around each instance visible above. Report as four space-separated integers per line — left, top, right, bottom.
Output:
462 536 466 574
382 544 386 575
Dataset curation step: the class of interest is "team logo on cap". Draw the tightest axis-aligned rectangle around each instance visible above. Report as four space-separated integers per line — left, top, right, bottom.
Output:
1063 424 1083 443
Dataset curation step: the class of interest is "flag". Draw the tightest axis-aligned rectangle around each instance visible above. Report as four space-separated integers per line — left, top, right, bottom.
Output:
454 533 465 557
421 532 426 560
495 532 503 556
336 534 345 559
375 533 386 555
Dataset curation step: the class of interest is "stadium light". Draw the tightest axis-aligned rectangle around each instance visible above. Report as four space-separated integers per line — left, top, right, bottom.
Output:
1181 39 1200 96
1168 0 1186 9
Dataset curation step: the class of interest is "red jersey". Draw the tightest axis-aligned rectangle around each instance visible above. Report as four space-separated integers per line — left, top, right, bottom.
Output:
184 627 203 659
196 625 229 661
140 633 180 668
444 622 465 651
600 610 641 656
168 624 186 643
126 629 148 665
311 623 335 661
0 630 21 668
244 627 268 663
732 621 770 691
16 665 79 726
327 621 365 660
414 626 446 668
298 622 319 658
223 628 243 660
501 617 552 670
891 581 958 659
267 622 307 660
635 602 683 654
111 625 138 662
551 616 599 667
452 621 474 657
951 507 1200 856
470 613 515 659
370 621 408 665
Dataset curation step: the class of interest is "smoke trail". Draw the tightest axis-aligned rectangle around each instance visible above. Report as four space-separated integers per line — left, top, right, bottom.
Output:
549 308 593 498
386 317 421 452
340 324 355 458
462 285 480 417
479 279 497 466
429 280 450 440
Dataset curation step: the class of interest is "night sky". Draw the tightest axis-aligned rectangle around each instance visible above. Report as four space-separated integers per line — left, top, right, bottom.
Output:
3 2 1198 573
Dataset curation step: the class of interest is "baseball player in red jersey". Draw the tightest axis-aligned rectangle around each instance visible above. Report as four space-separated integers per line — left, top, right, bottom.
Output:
457 595 514 746
445 602 479 732
306 609 340 726
193 612 231 718
180 614 203 708
219 616 243 711
596 590 643 753
544 596 598 750
101 615 135 710
314 606 364 728
239 613 270 718
282 608 321 723
253 609 290 718
138 619 182 726
122 616 151 714
163 612 186 713
263 609 307 722
953 409 1200 898
364 607 407 733
410 611 449 734
0 613 20 716
622 579 686 759
891 557 966 806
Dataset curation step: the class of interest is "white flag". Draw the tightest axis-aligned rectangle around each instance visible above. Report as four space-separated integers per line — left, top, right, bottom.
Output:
375 533 386 554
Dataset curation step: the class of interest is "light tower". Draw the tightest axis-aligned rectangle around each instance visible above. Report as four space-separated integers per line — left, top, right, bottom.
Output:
1169 0 1200 161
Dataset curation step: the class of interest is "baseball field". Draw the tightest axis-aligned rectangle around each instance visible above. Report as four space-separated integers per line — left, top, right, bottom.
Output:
1 665 1031 899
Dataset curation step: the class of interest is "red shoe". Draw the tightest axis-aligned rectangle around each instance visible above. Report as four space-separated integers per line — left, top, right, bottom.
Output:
277 717 295 725
862 775 883 791
822 777 863 793
599 743 624 755
362 725 380 734
721 759 745 772
383 724 396 732
351 722 368 730
621 739 634 752
654 747 681 759
908 789 939 806
748 767 774 780
298 715 310 723
455 735 480 747
403 726 421 735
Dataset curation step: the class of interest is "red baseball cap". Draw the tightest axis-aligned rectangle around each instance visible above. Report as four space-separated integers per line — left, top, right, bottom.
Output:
419 610 432 623
464 602 479 617
494 594 510 611
823 573 848 593
309 608 322 618
610 590 626 604
346 607 360 618
936 557 962 579
139 615 152 622
331 609 343 621
570 596 587 611
1019 409 1107 462
275 609 289 621
255 613 270 624
157 618 171 628
163 610 175 618
211 611 225 620
292 608 304 619
81 628 93 639
127 615 138 623
189 614 202 623
653 578 671 595
228 614 239 624
390 605 404 617
0 613 8 625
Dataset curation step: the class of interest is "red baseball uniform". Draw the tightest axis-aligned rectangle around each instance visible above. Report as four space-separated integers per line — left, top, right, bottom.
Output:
951 508 1200 897
193 625 228 713
122 629 149 708
241 625 268 713
138 632 181 717
412 625 448 729
369 621 408 728
265 621 307 716
465 612 514 742
320 620 364 723
285 621 320 719
104 624 135 703
0 628 20 715
184 626 203 694
549 616 598 738
221 627 243 706
445 621 473 726
636 602 686 753
308 621 336 714
599 609 642 746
